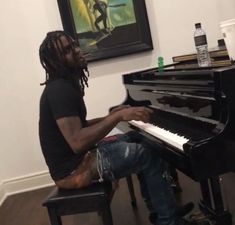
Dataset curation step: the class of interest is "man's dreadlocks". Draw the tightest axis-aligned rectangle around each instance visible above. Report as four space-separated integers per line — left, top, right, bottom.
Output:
39 30 89 91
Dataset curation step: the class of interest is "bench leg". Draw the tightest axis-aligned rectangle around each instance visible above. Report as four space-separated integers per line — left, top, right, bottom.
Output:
47 207 62 225
98 200 113 225
126 175 137 208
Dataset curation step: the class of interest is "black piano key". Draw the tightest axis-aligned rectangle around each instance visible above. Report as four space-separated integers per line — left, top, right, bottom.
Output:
150 109 216 141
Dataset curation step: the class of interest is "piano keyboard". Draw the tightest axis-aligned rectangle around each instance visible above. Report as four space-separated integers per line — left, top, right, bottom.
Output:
128 120 189 151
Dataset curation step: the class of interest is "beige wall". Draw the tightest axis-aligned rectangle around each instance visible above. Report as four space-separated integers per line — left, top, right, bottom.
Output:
0 0 233 195
216 0 235 22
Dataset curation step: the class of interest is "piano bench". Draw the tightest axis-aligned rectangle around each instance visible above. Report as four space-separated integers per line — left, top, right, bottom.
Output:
42 176 137 225
43 181 114 225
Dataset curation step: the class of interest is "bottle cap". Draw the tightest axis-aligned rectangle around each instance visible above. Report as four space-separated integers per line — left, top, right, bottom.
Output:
195 23 201 28
218 39 225 47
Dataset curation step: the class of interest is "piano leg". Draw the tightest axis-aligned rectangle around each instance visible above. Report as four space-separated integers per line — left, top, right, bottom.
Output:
199 177 232 225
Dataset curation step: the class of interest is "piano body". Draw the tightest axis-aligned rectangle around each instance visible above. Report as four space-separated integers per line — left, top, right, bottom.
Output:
116 65 235 225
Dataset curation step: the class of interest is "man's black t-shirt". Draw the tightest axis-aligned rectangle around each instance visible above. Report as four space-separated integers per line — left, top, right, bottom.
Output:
39 79 87 181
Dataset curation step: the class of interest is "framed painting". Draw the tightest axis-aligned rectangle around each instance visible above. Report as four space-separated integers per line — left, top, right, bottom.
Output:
57 0 153 62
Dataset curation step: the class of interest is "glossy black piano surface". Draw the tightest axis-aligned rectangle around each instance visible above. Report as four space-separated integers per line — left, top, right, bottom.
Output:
116 65 235 181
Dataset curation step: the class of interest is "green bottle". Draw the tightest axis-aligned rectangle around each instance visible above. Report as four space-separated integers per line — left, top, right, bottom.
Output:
158 56 164 73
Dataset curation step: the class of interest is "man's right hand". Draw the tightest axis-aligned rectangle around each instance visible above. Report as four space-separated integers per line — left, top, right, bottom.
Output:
117 106 153 123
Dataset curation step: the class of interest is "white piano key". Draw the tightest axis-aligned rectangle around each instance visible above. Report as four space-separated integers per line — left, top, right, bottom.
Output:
128 120 189 151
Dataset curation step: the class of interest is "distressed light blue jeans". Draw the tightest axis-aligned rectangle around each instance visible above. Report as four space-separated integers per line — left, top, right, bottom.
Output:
97 131 180 225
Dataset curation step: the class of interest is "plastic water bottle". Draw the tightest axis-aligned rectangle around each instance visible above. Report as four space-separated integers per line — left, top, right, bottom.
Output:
194 23 211 67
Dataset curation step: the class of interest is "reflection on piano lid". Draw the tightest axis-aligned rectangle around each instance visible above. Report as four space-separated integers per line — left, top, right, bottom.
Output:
115 65 235 181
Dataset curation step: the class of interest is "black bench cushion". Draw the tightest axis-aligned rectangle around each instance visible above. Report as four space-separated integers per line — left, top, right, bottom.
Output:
42 182 113 215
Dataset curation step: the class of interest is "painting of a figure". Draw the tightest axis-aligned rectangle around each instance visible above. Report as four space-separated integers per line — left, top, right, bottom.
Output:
57 0 152 61
70 0 137 51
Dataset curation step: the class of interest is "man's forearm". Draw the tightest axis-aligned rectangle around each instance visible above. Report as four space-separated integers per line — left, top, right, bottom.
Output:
87 117 105 126
74 113 121 153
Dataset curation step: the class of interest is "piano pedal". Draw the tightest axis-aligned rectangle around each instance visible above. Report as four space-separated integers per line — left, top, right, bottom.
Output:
187 212 216 225
148 202 194 224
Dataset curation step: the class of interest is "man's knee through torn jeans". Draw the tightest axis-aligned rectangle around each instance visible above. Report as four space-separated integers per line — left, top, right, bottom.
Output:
96 132 152 181
96 131 170 181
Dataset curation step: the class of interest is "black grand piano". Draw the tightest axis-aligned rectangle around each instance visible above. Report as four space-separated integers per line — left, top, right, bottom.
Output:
115 65 235 225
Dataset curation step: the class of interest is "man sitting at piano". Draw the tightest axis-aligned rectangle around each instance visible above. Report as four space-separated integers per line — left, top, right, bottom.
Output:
38 30 196 225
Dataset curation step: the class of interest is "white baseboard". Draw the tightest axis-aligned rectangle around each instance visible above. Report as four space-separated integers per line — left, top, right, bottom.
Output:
0 171 54 206
0 184 6 206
